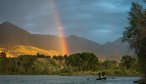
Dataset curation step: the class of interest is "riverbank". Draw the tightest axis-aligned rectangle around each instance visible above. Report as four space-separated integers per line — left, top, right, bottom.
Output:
0 53 141 76
0 68 141 76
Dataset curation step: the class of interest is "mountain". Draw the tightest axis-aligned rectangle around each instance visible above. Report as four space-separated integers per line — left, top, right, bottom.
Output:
0 22 61 51
0 22 133 60
67 35 102 56
0 22 32 45
101 38 134 60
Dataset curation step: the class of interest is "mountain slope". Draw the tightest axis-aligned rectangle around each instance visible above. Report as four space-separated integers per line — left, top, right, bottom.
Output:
31 34 61 51
67 35 102 56
0 22 32 45
0 45 63 57
0 22 61 51
101 38 134 60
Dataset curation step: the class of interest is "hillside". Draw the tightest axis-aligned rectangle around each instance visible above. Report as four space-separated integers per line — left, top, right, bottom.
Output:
0 45 63 57
67 35 102 56
31 34 61 51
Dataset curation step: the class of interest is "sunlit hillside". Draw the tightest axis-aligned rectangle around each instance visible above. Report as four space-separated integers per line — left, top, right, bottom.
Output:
0 45 63 57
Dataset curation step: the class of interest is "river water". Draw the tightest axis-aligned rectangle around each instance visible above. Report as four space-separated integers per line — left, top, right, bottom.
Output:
0 75 141 84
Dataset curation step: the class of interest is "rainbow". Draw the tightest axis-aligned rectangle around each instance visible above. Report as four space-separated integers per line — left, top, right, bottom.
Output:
50 0 69 55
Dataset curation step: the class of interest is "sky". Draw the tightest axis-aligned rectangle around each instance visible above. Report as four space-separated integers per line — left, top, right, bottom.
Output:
0 0 142 44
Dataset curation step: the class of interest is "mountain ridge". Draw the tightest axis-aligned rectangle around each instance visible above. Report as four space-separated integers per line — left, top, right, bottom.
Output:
0 22 133 60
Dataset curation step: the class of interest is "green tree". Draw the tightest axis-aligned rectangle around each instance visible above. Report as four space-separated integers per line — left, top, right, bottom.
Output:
0 52 6 58
122 2 146 76
121 55 136 69
102 60 118 69
66 52 99 71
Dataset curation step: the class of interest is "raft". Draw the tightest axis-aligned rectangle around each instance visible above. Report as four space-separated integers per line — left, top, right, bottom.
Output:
96 77 106 80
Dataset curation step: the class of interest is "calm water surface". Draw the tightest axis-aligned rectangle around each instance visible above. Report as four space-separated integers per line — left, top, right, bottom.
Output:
0 75 141 84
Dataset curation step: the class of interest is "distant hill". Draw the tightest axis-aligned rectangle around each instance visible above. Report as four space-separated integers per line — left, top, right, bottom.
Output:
0 22 134 60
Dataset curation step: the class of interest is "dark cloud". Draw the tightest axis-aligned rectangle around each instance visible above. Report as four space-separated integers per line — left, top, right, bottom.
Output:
56 0 132 43
0 0 57 34
0 0 140 43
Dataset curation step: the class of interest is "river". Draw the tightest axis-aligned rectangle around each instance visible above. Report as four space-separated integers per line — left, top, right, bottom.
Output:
0 75 141 84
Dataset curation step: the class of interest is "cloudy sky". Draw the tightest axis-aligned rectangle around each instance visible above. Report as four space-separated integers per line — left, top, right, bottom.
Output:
0 0 141 44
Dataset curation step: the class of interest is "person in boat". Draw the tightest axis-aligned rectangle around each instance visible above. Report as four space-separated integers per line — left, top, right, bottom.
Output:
97 72 106 80
102 72 106 78
98 72 102 79
102 72 106 79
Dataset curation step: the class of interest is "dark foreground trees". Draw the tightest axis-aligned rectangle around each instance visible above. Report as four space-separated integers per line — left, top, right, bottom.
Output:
0 52 140 75
0 52 6 58
121 55 136 69
0 52 100 74
122 2 146 76
65 52 99 71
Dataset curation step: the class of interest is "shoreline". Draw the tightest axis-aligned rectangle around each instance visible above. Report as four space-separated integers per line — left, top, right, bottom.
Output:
58 72 142 77
0 71 141 77
0 74 142 77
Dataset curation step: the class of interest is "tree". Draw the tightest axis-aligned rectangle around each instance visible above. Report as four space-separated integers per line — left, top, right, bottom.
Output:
66 52 99 71
121 55 136 69
102 60 118 69
0 52 6 58
122 2 146 76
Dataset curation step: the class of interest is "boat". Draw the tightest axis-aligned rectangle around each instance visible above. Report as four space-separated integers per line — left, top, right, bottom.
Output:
96 77 106 80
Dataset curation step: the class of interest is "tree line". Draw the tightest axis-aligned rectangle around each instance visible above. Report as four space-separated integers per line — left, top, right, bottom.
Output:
0 52 139 75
